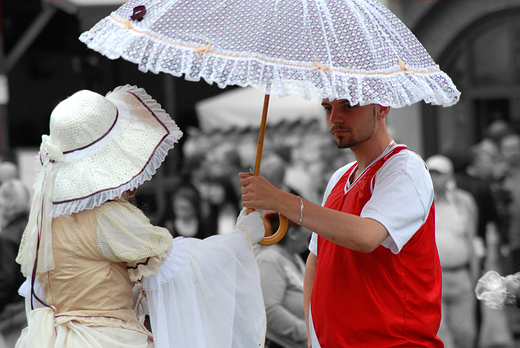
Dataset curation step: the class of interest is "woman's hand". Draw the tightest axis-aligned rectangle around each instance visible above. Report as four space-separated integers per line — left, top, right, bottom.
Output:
234 208 265 244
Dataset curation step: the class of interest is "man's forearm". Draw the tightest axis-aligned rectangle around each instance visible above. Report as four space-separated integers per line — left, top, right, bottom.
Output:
240 173 388 252
274 192 388 253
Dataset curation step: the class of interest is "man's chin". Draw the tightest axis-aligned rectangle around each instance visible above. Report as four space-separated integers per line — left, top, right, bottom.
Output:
335 137 354 149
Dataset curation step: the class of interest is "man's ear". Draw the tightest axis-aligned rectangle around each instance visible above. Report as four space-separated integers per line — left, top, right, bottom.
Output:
376 105 391 120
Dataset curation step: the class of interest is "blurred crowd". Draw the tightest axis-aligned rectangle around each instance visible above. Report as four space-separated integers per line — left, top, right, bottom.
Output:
3 116 520 347
430 120 520 348
152 119 354 239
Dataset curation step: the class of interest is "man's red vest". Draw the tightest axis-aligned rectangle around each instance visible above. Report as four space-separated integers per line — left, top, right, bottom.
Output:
311 147 443 347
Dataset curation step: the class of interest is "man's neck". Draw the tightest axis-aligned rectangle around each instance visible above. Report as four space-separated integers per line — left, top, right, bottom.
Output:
351 135 394 174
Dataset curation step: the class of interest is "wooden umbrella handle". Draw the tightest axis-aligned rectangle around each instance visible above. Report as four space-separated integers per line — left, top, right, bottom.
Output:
258 213 289 245
248 94 288 245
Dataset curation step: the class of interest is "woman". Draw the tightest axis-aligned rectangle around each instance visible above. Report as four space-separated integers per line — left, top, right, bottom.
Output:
256 213 312 348
163 184 208 239
15 85 266 348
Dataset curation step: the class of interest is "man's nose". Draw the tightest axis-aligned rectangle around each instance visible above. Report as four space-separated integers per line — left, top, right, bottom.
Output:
329 108 344 124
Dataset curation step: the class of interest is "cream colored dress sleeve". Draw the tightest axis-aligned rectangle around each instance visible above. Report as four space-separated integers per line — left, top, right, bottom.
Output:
96 199 173 281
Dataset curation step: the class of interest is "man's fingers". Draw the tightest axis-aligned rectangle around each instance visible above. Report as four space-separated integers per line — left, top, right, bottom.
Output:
239 172 254 188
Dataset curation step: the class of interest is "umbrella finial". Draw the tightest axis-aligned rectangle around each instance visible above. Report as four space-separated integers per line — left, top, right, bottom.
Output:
131 6 147 22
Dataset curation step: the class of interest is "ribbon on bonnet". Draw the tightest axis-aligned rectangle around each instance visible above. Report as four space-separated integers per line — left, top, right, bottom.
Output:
17 135 64 279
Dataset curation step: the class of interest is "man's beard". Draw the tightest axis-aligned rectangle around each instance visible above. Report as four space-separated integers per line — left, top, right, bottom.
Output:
335 134 366 149
333 109 377 149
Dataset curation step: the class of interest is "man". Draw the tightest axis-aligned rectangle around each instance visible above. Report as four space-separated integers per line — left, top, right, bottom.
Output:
501 133 520 273
239 100 443 347
426 155 478 348
449 140 501 245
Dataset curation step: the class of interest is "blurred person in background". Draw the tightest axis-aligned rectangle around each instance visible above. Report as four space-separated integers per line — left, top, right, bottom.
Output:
0 161 19 186
426 155 479 348
500 133 520 274
260 152 301 201
259 151 306 261
208 146 244 201
499 132 520 339
284 123 326 205
196 146 244 236
449 141 500 245
486 120 515 151
449 140 514 347
218 148 245 200
0 160 21 229
0 179 30 309
256 213 312 348
0 180 31 348
198 171 241 236
162 183 209 239
315 140 356 201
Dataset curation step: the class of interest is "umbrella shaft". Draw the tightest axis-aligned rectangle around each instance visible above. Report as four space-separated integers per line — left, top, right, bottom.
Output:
253 94 270 176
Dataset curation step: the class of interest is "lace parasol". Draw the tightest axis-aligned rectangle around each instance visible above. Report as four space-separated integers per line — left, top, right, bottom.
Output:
79 0 460 108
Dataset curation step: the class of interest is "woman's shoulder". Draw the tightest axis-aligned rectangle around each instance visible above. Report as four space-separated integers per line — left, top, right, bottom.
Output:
97 199 148 220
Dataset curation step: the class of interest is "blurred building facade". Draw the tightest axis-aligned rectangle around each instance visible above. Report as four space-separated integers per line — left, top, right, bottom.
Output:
2 0 520 204
386 0 520 157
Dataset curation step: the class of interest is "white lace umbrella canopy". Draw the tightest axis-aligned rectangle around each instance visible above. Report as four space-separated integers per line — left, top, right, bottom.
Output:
79 0 460 108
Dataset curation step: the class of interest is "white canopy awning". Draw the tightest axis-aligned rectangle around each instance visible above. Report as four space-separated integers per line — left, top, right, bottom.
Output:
195 87 324 133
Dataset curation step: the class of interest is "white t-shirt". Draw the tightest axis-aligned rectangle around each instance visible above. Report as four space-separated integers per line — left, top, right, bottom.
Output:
309 144 434 255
